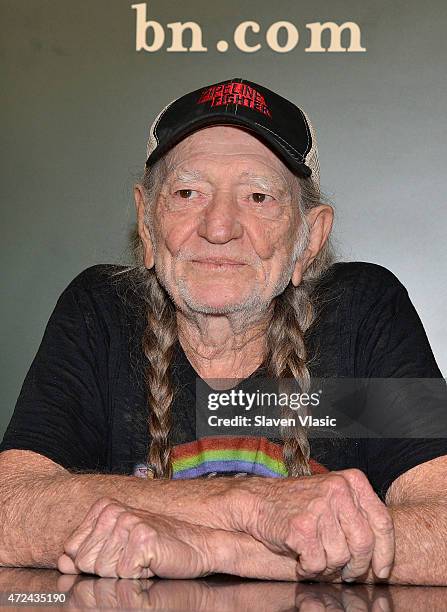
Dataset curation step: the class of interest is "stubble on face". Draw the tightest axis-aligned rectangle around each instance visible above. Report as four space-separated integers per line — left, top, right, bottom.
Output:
153 223 307 336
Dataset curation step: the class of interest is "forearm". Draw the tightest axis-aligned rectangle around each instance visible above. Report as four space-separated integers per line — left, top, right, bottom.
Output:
385 502 447 585
0 469 241 568
353 501 447 586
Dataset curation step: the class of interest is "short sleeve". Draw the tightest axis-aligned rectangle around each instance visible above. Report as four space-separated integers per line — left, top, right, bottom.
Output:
355 270 447 501
0 277 109 473
356 270 442 378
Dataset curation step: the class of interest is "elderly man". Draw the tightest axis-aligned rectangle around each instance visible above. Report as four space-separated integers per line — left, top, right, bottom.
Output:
0 78 446 584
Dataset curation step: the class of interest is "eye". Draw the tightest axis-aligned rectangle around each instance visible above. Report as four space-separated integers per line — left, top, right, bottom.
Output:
175 189 196 199
250 193 273 204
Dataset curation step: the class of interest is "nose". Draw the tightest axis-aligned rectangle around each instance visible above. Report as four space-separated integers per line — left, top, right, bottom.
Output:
197 188 243 244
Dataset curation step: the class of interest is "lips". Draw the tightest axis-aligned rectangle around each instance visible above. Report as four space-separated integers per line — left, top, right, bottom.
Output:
191 258 247 266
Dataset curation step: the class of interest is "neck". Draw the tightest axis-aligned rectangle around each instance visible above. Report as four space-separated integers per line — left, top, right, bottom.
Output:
176 306 273 380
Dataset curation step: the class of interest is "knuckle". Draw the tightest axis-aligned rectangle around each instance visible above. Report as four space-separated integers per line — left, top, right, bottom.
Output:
350 544 373 559
293 513 317 537
308 497 327 516
375 509 394 534
343 468 367 482
285 514 316 549
351 534 374 557
98 502 124 522
326 473 349 494
63 538 77 557
284 530 297 551
92 496 118 512
132 521 158 544
116 511 139 529
326 544 351 568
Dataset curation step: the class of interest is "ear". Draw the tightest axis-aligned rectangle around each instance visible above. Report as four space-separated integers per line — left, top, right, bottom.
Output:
134 185 154 269
291 205 334 287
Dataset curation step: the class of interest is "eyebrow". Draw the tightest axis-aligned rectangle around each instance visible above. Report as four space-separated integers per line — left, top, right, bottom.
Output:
171 168 289 190
238 171 290 196
171 169 205 183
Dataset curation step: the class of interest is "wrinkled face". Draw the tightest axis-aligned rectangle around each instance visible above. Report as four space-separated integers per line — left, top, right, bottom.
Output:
148 126 305 314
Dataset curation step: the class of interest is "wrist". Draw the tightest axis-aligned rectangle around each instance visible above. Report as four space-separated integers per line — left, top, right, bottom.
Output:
198 477 260 533
224 477 273 537
201 479 249 531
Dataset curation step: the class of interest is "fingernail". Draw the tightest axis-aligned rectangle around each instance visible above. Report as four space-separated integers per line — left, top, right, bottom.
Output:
341 565 355 582
377 565 392 579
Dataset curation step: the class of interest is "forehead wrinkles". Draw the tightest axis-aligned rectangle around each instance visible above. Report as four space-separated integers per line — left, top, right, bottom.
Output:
171 168 203 183
168 137 289 176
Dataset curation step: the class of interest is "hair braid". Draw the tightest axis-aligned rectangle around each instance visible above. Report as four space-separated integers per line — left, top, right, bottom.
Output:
264 281 317 477
140 272 177 478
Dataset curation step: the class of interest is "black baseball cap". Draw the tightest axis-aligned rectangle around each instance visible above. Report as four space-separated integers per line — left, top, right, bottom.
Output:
145 78 320 185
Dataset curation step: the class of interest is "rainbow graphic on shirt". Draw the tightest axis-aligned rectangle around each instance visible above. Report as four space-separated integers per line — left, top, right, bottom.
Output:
133 436 328 479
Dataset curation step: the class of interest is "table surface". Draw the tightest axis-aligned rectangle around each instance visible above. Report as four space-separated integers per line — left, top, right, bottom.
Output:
1 569 447 611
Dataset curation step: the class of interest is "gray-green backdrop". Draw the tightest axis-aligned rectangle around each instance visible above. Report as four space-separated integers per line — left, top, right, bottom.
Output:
1 0 446 437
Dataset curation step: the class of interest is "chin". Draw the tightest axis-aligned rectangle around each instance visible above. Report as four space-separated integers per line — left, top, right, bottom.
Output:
181 290 262 314
175 279 268 314
185 296 251 314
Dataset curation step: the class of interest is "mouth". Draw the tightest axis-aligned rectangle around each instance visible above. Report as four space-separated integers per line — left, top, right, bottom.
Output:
190 258 247 268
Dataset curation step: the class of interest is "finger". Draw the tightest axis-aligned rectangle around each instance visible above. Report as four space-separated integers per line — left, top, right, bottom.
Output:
295 516 327 578
74 507 129 575
335 491 375 580
57 553 81 574
319 512 351 574
343 470 395 578
117 523 158 579
339 516 374 580
73 533 113 575
121 521 212 579
64 497 120 558
92 514 139 578
281 510 325 577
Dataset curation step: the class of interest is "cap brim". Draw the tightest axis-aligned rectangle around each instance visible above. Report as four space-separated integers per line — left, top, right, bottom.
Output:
145 113 312 178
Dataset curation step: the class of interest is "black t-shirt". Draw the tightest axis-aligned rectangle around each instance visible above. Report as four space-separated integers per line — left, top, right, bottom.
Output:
1 261 445 501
